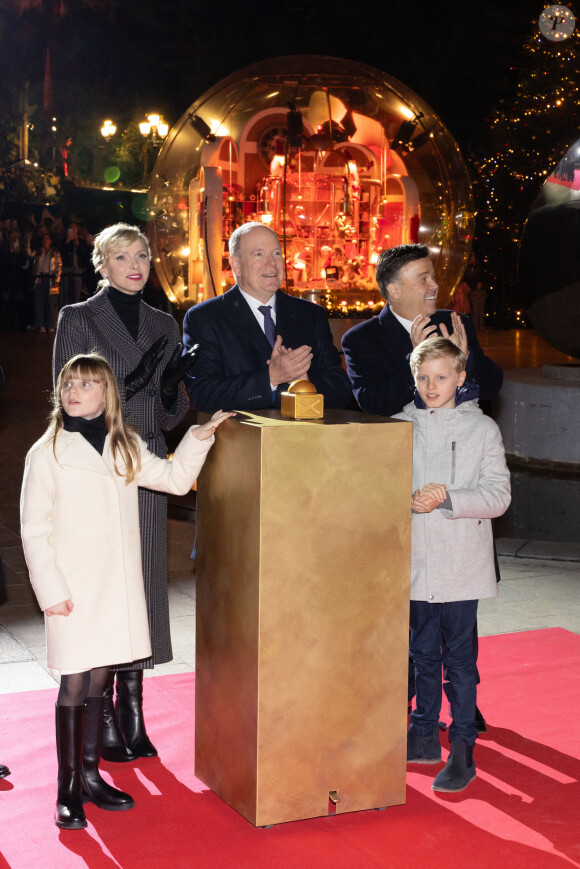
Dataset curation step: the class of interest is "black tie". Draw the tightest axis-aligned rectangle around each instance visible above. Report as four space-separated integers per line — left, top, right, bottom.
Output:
258 305 276 348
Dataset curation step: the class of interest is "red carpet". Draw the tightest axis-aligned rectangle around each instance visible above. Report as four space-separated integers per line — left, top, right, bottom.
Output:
1 628 579 869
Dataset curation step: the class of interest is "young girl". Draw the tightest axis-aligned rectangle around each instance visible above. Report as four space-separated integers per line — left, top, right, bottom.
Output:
20 353 232 830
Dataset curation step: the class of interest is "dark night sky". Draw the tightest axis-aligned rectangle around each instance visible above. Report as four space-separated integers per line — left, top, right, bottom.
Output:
193 0 545 151
0 0 552 154
146 0 546 151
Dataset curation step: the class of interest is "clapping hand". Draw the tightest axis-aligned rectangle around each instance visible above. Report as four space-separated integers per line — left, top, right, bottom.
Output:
440 312 468 357
124 336 168 400
160 342 200 411
267 335 312 387
410 315 438 348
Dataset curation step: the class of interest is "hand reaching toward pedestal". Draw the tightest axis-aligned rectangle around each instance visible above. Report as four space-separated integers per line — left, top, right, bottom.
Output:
194 410 236 441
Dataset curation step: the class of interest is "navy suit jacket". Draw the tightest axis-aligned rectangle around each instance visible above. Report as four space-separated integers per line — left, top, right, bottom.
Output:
182 286 352 413
341 304 503 417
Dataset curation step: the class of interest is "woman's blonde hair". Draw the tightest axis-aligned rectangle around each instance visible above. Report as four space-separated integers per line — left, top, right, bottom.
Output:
409 336 466 378
50 354 142 483
91 223 151 291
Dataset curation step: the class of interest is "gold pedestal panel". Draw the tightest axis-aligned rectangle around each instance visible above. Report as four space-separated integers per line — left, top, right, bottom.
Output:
195 410 412 827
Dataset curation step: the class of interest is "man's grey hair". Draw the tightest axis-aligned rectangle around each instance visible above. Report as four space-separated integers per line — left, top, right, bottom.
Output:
228 222 280 259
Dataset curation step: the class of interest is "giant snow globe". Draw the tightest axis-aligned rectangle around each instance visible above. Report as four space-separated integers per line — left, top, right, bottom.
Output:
148 55 473 319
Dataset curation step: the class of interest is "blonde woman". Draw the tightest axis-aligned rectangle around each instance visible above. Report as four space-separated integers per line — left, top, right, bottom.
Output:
21 353 231 829
53 223 197 762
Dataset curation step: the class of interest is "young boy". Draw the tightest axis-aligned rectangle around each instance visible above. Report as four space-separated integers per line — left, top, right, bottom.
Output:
394 337 510 792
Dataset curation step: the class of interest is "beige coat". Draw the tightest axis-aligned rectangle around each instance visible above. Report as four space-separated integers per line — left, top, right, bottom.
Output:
21 427 213 672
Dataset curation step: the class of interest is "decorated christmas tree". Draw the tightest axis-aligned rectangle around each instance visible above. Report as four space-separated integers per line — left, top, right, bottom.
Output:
471 4 579 325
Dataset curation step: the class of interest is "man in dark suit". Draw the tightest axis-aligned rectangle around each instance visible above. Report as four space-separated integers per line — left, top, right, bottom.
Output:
182 223 351 413
342 243 503 417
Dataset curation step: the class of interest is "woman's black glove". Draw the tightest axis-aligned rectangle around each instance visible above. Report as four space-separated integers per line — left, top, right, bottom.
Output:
160 342 200 411
124 336 168 400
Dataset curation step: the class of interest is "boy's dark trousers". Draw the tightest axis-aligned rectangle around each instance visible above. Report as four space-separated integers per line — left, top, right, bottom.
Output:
409 599 479 746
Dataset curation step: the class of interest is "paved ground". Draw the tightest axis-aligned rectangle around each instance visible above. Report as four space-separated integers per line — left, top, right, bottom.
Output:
1 328 578 695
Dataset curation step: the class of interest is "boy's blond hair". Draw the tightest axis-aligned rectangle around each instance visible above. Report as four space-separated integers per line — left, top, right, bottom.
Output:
49 354 142 483
409 336 466 378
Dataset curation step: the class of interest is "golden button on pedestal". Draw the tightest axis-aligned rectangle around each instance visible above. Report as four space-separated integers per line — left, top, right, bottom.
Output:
281 379 324 420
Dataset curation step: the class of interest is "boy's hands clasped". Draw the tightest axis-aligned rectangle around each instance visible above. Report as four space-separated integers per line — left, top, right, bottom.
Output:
412 482 447 513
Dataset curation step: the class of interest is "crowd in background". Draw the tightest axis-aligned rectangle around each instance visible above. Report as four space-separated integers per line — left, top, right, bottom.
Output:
0 211 95 333
450 254 488 331
0 212 176 333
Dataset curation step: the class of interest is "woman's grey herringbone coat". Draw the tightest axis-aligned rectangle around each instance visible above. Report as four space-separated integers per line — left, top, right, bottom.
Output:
53 288 190 668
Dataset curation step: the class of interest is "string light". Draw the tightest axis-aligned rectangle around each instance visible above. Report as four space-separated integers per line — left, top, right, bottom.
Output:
469 24 580 308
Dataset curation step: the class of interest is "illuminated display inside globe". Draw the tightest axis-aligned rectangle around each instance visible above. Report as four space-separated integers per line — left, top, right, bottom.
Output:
147 56 473 314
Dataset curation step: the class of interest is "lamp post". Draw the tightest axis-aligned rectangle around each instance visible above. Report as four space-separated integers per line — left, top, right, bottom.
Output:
100 119 116 141
139 113 168 185
98 119 118 186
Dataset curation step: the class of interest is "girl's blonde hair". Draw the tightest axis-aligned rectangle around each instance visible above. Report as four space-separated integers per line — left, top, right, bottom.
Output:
91 223 152 291
50 354 142 483
409 336 466 379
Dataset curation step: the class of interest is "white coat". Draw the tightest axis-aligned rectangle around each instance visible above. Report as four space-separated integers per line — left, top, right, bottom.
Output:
393 399 511 603
21 426 214 673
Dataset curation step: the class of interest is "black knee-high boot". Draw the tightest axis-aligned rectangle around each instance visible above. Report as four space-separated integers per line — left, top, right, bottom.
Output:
81 696 135 811
101 672 137 763
116 670 157 758
55 704 87 830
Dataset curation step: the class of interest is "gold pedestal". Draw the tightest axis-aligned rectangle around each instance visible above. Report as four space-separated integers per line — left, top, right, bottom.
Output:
195 410 412 827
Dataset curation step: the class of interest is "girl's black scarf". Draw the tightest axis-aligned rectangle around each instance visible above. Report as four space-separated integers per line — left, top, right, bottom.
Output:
62 411 108 456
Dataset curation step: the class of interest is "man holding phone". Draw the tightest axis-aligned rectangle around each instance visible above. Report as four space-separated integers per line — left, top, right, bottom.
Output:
341 243 502 417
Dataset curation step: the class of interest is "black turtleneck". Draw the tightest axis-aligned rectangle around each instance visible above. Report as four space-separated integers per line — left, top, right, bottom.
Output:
62 411 108 456
106 285 141 340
